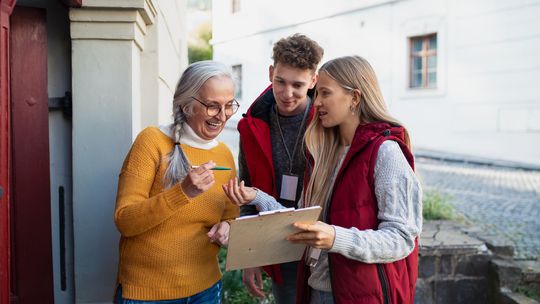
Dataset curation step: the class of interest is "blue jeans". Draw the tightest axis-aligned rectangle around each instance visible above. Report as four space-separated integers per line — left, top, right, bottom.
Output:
272 261 299 304
310 288 334 304
116 281 222 304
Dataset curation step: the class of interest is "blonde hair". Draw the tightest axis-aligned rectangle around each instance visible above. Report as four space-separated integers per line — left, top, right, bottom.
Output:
303 55 410 208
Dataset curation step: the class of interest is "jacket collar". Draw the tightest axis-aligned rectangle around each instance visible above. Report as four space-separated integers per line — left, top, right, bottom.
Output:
245 84 316 121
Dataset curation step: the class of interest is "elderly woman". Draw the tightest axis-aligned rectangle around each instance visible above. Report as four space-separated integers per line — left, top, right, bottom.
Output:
114 60 240 303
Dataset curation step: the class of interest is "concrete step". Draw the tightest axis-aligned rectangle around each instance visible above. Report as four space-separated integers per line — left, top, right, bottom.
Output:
500 287 540 304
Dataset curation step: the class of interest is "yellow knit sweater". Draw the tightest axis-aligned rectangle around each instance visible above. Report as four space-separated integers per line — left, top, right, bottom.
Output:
114 126 239 300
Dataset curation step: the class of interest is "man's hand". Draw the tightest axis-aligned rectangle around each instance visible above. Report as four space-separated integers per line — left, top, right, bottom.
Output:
242 267 265 298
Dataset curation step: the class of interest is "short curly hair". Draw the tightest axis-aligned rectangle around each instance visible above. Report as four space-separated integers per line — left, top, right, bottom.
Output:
272 33 324 71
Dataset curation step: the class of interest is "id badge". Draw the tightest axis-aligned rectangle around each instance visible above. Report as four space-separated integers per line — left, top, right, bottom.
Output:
306 247 322 267
280 174 298 201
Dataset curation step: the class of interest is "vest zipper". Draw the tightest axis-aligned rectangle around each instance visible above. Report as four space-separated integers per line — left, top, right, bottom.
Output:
377 264 390 304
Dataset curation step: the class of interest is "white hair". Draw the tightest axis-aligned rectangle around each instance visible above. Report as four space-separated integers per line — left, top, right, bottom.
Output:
163 60 234 188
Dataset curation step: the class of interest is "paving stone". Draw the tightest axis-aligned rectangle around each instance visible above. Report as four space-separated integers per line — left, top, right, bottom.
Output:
434 277 491 304
414 279 433 304
416 157 540 260
455 254 491 276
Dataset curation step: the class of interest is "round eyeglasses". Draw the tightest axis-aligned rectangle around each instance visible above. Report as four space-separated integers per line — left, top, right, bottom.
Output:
191 96 240 117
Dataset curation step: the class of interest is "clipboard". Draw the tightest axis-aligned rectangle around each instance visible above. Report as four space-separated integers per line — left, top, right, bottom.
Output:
225 206 322 271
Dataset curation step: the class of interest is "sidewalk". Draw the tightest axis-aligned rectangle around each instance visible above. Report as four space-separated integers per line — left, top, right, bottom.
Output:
416 157 540 260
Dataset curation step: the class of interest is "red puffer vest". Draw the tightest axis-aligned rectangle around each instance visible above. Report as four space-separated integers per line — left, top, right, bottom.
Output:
296 122 418 304
237 85 314 284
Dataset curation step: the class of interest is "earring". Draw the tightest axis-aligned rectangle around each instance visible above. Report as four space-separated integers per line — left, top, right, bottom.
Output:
350 105 356 115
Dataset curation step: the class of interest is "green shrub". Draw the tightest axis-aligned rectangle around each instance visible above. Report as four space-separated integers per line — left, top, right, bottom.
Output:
219 248 275 303
423 190 455 220
188 44 212 63
188 21 213 64
515 285 540 302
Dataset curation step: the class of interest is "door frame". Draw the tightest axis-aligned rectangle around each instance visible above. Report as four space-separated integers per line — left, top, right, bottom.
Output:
0 1 82 302
0 1 16 302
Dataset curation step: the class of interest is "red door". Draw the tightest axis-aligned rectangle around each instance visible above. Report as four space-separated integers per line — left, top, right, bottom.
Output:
0 1 16 303
8 6 53 303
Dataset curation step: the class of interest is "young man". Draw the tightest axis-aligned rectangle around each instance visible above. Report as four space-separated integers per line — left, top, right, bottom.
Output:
237 33 324 304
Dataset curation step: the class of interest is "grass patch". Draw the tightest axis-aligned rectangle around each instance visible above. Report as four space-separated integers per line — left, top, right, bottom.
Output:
219 248 275 303
515 285 540 302
423 190 456 220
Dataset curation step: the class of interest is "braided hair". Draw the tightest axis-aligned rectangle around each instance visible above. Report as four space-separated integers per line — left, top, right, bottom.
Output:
163 60 234 188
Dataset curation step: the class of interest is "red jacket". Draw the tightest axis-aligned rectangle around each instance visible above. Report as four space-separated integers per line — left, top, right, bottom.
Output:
237 85 314 284
296 122 418 304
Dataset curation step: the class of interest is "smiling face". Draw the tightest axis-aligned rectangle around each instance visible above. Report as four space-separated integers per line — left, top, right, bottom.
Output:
269 63 318 116
185 75 236 140
314 71 359 130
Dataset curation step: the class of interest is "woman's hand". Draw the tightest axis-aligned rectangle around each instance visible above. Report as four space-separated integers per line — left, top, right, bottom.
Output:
181 161 215 198
287 221 336 250
207 221 230 247
222 178 257 206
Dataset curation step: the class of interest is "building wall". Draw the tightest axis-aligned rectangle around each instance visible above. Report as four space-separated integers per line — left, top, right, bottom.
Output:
70 1 187 302
212 0 540 166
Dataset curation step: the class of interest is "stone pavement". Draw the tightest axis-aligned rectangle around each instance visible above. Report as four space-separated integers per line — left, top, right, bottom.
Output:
415 157 540 260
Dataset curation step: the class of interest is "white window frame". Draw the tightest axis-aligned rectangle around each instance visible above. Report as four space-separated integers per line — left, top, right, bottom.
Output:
398 17 447 99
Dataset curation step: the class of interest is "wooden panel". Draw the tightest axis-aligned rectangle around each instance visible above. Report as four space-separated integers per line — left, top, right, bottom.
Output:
226 207 322 271
0 0 16 302
59 0 82 8
0 3 10 303
10 6 53 303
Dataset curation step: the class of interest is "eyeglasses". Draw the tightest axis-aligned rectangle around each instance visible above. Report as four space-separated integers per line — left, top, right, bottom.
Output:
191 96 240 117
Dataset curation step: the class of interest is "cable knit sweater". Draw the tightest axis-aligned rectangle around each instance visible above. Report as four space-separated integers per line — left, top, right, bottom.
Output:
114 126 239 300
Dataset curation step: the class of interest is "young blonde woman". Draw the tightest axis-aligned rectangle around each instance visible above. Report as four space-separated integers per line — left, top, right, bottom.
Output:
223 55 422 304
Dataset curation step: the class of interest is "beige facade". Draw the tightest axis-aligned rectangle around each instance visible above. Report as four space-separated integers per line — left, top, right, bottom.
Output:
213 0 540 167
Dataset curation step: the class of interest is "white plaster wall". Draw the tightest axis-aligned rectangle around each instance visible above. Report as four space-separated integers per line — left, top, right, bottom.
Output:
71 2 187 303
155 0 188 124
213 1 396 123
140 13 160 128
140 0 187 127
390 0 540 164
212 0 540 166
72 40 140 303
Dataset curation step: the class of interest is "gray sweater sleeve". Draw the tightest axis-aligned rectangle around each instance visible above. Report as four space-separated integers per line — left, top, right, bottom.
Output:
329 140 423 263
238 139 259 216
248 189 286 211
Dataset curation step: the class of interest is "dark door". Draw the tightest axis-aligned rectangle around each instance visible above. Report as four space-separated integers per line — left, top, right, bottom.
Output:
1 1 17 302
9 6 54 303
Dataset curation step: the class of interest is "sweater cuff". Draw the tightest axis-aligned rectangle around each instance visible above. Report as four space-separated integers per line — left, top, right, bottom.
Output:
163 184 191 210
330 225 356 255
250 189 280 212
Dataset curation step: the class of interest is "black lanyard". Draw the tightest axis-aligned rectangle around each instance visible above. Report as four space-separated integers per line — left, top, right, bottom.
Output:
274 98 311 174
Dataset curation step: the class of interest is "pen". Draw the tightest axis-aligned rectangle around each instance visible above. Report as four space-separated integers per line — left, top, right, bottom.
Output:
191 165 232 171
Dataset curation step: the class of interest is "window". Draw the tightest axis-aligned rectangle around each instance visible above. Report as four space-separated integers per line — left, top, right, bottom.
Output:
409 34 437 89
232 64 242 100
231 0 240 13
